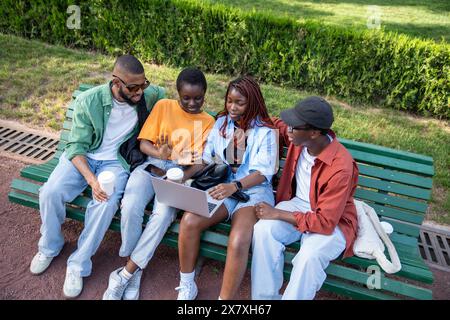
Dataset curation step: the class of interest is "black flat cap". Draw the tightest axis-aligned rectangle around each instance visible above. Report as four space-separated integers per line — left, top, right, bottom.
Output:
280 96 334 129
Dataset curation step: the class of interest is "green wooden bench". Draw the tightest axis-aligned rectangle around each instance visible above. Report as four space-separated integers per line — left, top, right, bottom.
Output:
9 84 435 300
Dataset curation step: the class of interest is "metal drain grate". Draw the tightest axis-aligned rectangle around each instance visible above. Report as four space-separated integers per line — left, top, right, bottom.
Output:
419 224 450 272
0 125 58 163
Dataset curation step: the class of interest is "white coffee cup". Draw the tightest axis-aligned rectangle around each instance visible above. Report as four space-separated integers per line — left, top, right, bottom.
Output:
98 171 116 196
166 167 184 183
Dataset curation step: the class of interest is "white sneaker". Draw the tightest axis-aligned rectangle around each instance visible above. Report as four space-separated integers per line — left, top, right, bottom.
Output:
123 269 142 300
175 280 198 300
63 270 83 299
30 252 54 275
102 268 130 300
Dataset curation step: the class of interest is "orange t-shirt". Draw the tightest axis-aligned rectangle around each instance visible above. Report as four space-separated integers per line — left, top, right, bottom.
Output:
138 99 215 165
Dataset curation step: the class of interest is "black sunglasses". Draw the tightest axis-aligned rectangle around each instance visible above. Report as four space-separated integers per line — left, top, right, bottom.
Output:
113 74 150 93
287 125 311 133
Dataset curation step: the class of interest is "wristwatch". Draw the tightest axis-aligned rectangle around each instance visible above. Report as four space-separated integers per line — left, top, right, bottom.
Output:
233 180 243 191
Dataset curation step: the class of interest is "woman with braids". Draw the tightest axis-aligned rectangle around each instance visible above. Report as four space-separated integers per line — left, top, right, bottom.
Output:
175 76 279 300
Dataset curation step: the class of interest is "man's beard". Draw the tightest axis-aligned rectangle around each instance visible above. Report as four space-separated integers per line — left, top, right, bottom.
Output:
119 86 138 105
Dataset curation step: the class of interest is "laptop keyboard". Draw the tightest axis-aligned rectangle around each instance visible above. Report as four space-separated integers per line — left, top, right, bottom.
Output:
208 202 218 213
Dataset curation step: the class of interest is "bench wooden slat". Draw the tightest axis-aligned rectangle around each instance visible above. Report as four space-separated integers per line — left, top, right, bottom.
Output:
63 121 72 130
320 277 400 300
162 232 230 263
8 191 40 209
340 138 434 166
358 176 431 200
344 256 433 284
389 232 419 248
369 203 423 225
379 217 420 237
61 131 70 142
21 168 53 183
323 261 432 300
349 149 434 176
355 188 428 214
284 263 429 300
357 163 433 189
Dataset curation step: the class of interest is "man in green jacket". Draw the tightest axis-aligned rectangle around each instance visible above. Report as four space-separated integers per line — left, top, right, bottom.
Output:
29 54 165 298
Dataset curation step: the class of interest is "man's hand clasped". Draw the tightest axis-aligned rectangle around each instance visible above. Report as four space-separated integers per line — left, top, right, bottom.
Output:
255 202 279 220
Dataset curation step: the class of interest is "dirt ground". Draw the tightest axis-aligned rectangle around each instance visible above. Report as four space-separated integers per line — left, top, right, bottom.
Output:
1 155 448 300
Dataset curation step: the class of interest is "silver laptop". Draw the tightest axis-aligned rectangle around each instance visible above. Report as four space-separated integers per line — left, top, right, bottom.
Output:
150 176 225 218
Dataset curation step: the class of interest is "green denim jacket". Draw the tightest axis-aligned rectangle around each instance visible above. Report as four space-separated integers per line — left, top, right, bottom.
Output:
64 82 165 170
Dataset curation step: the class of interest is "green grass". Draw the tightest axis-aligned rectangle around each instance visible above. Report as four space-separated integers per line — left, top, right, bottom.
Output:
0 33 449 224
203 0 450 42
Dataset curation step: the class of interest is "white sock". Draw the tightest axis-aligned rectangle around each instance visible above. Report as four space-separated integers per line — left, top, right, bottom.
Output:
119 267 133 281
180 271 195 283
218 296 223 300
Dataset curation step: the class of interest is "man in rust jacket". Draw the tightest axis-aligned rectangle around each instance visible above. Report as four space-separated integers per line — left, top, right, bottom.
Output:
251 96 358 300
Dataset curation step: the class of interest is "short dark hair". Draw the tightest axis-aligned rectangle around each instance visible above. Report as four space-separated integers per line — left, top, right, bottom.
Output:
114 54 144 74
176 67 207 92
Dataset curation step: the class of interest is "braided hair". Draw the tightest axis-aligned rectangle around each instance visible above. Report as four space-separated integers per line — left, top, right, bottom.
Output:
218 76 273 137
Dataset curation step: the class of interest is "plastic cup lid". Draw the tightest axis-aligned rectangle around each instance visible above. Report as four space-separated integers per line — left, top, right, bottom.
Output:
98 171 115 183
166 168 183 180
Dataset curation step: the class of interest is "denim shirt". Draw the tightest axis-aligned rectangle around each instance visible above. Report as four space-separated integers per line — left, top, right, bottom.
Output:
202 115 279 186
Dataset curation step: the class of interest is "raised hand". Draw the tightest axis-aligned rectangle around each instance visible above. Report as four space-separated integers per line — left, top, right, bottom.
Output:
157 134 172 160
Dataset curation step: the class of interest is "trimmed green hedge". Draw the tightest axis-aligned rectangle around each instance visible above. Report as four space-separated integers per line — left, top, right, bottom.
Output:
1 0 449 118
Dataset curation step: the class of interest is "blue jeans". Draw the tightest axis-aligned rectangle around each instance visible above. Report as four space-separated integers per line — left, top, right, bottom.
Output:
119 157 180 269
38 152 129 277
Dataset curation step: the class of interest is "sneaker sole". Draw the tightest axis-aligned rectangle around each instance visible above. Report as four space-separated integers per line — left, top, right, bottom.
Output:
63 291 82 300
63 287 83 300
30 269 48 276
123 293 139 300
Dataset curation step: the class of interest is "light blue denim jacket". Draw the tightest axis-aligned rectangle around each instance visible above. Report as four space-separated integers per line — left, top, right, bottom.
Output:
202 115 279 186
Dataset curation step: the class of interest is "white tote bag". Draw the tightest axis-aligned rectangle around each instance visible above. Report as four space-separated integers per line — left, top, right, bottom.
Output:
353 199 402 274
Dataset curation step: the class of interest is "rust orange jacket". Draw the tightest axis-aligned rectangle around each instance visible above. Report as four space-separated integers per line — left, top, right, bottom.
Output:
273 118 358 258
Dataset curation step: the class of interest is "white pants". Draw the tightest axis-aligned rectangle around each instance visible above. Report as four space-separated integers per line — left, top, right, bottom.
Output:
251 197 346 300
